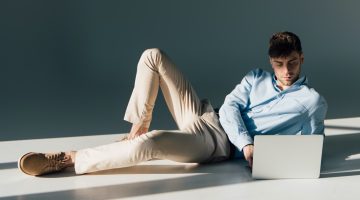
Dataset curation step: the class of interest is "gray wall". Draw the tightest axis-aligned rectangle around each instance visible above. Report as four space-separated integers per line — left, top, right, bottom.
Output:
2 0 360 140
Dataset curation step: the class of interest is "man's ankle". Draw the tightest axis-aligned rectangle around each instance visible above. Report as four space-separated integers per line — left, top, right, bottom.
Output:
65 151 76 167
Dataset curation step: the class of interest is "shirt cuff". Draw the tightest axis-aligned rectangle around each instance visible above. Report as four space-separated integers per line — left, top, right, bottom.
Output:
233 132 254 152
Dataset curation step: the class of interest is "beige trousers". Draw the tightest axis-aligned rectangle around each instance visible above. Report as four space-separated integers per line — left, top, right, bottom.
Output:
75 48 230 174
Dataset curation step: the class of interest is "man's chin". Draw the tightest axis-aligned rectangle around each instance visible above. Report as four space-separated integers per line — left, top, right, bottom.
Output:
280 80 294 86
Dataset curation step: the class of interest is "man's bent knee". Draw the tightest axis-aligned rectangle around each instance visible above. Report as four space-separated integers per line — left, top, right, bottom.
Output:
142 48 162 59
138 48 164 70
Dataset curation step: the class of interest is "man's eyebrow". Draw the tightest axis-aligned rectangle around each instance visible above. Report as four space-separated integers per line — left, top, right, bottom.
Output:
273 57 298 63
288 57 298 62
273 60 283 63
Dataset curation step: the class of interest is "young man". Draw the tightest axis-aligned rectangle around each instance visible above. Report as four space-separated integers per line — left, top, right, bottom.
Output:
18 31 326 176
219 31 327 167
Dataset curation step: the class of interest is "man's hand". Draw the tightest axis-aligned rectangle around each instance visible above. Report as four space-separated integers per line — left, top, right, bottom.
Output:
117 123 149 141
127 123 149 139
243 144 254 168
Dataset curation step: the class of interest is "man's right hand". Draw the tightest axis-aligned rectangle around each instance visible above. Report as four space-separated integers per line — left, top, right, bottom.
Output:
243 144 254 168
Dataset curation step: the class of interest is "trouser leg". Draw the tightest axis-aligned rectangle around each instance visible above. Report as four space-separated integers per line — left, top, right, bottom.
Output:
123 48 203 129
75 127 214 174
74 48 218 174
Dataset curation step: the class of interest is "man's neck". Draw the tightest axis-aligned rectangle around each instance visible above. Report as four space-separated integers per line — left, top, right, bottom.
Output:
276 83 290 91
276 79 295 91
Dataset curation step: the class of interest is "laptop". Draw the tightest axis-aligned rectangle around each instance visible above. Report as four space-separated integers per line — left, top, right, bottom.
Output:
252 135 324 179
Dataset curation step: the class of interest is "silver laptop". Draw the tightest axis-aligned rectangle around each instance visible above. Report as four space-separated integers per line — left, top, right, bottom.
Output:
252 135 324 179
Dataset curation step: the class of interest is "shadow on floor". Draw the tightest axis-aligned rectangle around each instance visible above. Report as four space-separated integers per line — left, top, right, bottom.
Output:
91 159 251 175
0 162 17 170
320 132 360 178
40 159 251 178
325 125 360 131
2 160 253 200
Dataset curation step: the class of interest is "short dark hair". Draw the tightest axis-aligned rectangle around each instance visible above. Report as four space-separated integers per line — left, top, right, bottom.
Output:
268 31 302 58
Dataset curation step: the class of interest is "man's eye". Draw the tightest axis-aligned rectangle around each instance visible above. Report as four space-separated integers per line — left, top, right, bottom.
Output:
289 62 298 66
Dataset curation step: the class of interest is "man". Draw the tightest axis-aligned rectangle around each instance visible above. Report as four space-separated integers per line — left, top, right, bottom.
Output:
219 31 327 167
18 31 326 176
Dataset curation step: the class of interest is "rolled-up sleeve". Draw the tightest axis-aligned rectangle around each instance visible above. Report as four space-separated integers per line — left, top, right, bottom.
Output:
219 70 257 152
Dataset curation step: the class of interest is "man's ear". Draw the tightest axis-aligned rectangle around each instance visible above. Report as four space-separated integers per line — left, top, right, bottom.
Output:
269 57 275 69
300 53 304 64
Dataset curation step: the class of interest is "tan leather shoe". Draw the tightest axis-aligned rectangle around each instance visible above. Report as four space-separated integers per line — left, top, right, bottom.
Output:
18 152 71 176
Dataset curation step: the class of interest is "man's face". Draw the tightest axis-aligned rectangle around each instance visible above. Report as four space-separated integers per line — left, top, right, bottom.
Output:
270 51 304 89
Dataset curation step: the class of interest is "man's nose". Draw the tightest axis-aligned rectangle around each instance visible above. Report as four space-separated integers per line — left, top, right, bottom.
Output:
283 65 290 73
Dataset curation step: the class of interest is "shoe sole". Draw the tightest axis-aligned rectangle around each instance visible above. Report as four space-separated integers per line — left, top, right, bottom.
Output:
18 152 36 176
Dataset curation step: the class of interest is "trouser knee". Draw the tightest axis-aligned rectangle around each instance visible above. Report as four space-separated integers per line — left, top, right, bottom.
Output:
142 48 162 56
138 48 168 75
141 48 163 63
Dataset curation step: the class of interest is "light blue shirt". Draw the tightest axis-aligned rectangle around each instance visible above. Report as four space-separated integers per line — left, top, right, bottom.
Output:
219 68 327 157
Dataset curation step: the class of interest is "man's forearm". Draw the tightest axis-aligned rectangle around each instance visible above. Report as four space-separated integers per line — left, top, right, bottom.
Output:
219 106 253 152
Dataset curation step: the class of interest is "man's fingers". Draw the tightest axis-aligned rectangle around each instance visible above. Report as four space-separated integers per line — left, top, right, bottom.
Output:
115 134 129 142
245 156 253 168
249 157 253 168
125 128 149 141
243 145 254 168
128 134 136 140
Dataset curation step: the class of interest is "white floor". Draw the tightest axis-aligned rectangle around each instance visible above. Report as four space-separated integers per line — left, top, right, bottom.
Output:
1 117 360 200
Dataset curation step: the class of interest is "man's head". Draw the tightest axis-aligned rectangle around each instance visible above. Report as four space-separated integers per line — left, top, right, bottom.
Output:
268 31 304 90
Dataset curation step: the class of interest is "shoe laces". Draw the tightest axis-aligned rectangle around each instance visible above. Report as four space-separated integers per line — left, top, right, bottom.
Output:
45 152 68 170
